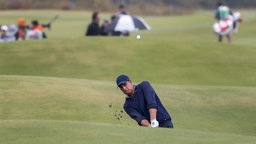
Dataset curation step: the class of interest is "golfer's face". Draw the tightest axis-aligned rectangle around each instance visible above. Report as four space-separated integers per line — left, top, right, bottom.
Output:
119 81 134 95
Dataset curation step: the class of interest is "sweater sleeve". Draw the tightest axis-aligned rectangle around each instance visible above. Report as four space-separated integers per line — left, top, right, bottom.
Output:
141 81 158 109
124 106 146 125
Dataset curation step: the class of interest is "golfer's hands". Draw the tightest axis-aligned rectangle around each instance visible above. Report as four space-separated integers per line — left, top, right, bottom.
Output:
150 119 159 128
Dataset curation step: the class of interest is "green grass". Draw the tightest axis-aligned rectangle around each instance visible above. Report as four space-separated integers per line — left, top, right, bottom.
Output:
1 120 256 144
0 10 256 144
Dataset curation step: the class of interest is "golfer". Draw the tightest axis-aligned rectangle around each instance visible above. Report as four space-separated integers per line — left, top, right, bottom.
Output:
116 74 173 128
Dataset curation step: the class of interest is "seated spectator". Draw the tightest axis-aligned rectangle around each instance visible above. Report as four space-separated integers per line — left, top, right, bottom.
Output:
7 24 18 40
15 18 27 40
85 11 100 36
100 19 110 36
0 25 15 42
26 20 44 40
108 15 122 36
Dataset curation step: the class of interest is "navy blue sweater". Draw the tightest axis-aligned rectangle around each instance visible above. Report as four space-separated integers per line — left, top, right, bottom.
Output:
123 81 172 125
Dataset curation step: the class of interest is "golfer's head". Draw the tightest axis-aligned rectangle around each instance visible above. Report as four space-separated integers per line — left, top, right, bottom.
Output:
116 74 134 95
116 74 130 87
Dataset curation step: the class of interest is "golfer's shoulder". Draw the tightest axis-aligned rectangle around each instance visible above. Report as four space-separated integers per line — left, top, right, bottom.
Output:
139 80 151 87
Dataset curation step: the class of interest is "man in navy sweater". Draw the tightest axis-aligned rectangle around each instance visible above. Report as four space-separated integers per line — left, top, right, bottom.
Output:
116 74 173 128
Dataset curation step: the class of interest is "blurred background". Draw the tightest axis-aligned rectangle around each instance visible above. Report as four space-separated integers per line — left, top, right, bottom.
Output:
1 0 256 15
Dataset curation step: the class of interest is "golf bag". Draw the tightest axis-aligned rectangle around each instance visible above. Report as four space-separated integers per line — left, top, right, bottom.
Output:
213 12 242 36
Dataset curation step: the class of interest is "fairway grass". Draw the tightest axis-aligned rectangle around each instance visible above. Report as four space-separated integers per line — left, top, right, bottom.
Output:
1 36 256 86
1 120 256 144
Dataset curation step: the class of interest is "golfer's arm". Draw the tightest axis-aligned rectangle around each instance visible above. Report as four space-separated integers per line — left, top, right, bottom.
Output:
149 108 157 120
140 119 151 127
140 108 157 127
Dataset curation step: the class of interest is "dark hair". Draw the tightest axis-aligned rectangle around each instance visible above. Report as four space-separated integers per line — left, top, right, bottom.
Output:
119 4 124 9
111 15 116 21
217 1 223 6
92 11 98 21
32 20 39 26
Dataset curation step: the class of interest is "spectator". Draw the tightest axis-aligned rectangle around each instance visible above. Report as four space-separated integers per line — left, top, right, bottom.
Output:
85 11 100 36
116 5 130 36
7 24 18 40
15 18 27 40
0 25 15 42
100 19 110 36
116 4 128 16
26 20 44 40
108 15 122 36
32 20 47 38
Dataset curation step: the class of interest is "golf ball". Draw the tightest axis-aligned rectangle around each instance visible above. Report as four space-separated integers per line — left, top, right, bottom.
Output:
136 35 141 39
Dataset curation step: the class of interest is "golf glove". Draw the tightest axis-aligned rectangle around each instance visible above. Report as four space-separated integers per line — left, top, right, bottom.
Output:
150 119 159 128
